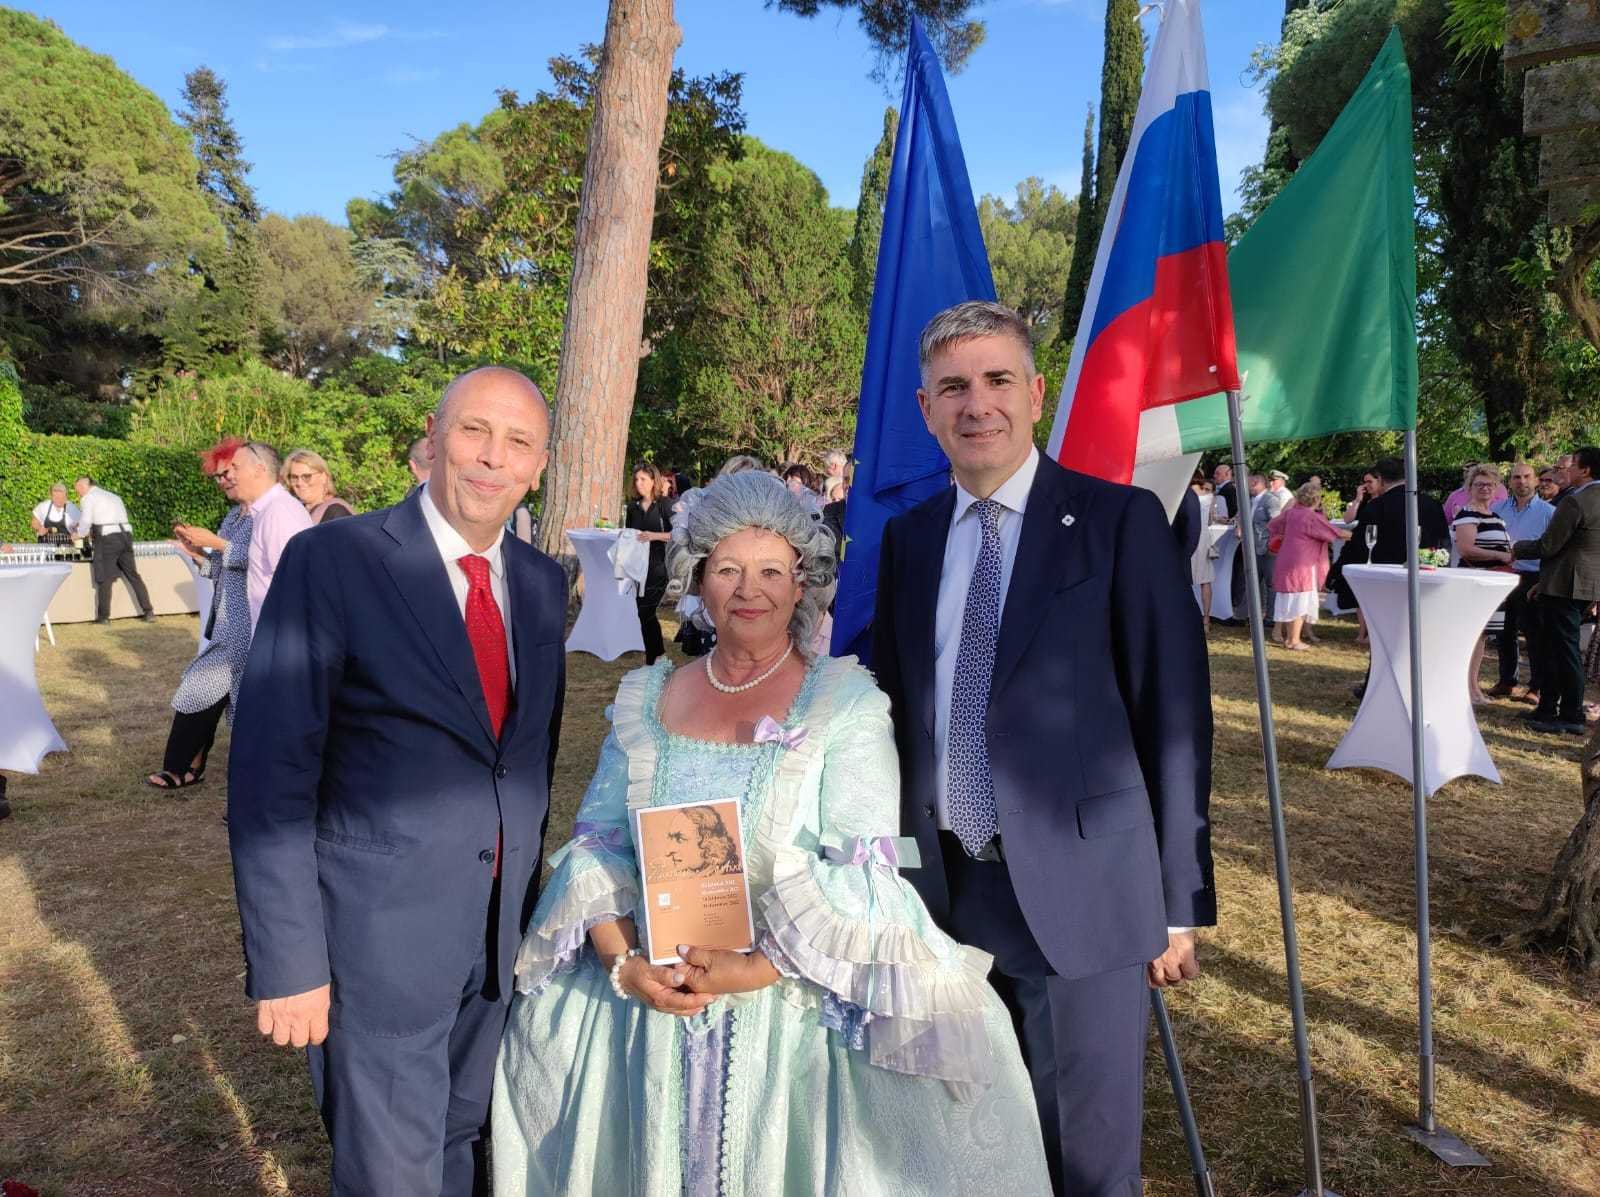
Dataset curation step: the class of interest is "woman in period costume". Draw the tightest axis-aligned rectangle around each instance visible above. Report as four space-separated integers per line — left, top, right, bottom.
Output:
492 471 1049 1196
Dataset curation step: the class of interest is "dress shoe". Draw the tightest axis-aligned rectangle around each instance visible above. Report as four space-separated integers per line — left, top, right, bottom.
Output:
94 617 110 624
1515 689 1540 705
1486 681 1517 698
1529 719 1579 735
139 611 155 622
0 797 10 820
1562 721 1588 736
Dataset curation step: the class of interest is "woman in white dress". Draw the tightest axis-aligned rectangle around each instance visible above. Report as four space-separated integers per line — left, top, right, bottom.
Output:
1188 471 1225 630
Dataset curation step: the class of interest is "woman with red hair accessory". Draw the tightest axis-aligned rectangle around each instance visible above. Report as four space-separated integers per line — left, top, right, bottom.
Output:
145 438 254 790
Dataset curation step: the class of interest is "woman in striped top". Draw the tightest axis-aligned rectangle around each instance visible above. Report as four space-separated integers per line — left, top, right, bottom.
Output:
1451 463 1514 705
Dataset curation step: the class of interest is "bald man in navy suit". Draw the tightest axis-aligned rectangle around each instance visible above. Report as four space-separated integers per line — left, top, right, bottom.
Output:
873 302 1215 1196
230 368 567 1196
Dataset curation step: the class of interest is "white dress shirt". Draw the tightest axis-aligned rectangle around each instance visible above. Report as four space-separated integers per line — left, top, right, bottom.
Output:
33 499 81 527
73 486 132 535
421 482 516 684
933 447 1040 829
931 447 1189 935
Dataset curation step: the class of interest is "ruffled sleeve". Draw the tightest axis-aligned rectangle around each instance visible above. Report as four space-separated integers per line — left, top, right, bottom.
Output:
757 670 998 1093
512 729 640 996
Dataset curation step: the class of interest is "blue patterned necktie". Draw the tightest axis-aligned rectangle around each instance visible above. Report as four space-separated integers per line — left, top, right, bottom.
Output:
947 499 1004 857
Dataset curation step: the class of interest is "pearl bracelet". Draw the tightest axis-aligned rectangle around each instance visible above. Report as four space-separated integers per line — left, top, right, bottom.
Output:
609 948 643 1000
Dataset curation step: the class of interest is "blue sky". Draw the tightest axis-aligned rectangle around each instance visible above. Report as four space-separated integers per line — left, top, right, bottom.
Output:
31 0 1281 220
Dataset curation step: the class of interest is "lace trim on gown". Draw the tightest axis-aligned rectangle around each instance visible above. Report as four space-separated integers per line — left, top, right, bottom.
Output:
759 843 997 1089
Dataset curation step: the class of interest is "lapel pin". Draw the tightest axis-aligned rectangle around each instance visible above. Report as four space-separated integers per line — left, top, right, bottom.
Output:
1061 513 1076 528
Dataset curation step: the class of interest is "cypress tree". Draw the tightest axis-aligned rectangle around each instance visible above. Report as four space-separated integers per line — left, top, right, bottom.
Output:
1060 0 1144 339
1060 104 1096 341
177 66 262 358
1094 0 1144 237
848 106 898 316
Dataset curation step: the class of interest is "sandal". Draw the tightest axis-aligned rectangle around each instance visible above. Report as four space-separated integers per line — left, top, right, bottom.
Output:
145 768 205 790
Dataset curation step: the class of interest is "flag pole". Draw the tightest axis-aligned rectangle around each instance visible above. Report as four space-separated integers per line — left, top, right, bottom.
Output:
1225 388 1337 1197
1151 990 1216 1197
1398 429 1490 1167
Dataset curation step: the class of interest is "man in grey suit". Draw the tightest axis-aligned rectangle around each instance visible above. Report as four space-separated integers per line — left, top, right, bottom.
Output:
1514 444 1600 735
1249 470 1290 621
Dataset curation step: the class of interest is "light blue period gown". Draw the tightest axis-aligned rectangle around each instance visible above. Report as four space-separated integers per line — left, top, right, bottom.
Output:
491 655 1050 1196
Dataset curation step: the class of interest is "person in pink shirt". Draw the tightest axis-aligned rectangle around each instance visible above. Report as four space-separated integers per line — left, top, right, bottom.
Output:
1268 481 1351 650
233 443 315 631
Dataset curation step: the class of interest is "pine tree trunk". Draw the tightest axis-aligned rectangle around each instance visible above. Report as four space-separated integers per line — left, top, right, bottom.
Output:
538 0 681 583
1519 719 1600 974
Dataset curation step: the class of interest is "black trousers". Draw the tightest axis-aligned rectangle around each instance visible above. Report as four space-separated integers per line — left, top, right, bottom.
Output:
636 577 667 664
1533 596 1587 723
91 531 153 620
939 831 1148 1196
162 697 228 775
1498 573 1543 689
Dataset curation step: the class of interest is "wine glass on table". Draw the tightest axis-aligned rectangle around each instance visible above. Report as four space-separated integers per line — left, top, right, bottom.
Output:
1364 524 1378 560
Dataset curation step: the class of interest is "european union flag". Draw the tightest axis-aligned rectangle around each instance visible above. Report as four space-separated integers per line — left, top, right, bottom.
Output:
830 19 995 663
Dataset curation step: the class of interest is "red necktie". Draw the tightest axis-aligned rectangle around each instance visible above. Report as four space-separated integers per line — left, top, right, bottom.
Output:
458 554 511 737
459 554 510 876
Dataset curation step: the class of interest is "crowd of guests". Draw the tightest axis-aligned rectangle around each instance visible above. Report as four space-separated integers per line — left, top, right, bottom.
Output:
1182 448 1600 738
622 450 852 664
23 435 851 792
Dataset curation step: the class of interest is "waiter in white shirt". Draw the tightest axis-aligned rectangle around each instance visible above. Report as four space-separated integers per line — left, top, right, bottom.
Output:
73 476 155 622
31 483 81 542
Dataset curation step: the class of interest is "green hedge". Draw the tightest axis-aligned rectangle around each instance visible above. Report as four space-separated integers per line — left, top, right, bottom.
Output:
1 362 227 540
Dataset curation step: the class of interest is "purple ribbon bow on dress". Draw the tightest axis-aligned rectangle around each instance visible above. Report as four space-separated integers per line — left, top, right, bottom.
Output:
821 834 922 870
753 716 809 750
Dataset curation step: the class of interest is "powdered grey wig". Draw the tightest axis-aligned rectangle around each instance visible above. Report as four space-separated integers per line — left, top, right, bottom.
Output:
667 471 838 655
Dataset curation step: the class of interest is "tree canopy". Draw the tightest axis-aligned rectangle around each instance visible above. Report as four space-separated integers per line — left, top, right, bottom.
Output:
0 10 218 299
671 139 864 467
980 178 1076 342
256 214 378 378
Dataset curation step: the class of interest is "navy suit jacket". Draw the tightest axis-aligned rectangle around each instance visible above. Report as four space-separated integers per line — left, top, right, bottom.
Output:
872 454 1216 981
1172 487 1203 561
228 491 567 1036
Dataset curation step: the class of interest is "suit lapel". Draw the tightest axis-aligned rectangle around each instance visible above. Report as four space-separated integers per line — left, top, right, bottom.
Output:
380 494 498 749
905 488 956 739
991 458 1092 695
497 543 548 747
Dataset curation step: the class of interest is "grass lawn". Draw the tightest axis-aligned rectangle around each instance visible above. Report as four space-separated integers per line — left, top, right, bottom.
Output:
2 610 1597 1196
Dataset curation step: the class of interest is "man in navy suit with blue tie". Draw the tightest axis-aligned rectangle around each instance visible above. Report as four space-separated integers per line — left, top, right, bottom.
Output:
873 302 1215 1195
229 367 568 1195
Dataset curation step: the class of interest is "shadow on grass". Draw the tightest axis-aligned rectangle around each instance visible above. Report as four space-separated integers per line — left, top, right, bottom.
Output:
1205 943 1600 1130
1141 995 1588 1197
9 624 324 1195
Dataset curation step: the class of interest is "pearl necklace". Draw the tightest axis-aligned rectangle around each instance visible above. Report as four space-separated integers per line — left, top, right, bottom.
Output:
705 642 793 694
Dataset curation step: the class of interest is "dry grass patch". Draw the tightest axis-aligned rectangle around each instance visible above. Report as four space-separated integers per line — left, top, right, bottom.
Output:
1 613 1596 1196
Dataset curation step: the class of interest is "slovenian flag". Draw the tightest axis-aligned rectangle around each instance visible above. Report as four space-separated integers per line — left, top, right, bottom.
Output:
1046 0 1239 487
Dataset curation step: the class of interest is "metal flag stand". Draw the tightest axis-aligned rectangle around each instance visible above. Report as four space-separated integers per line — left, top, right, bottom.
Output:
1397 429 1491 1168
1225 389 1338 1197
1152 989 1217 1197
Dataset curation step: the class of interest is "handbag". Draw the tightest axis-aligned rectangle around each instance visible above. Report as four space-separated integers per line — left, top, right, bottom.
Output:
1267 529 1285 554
